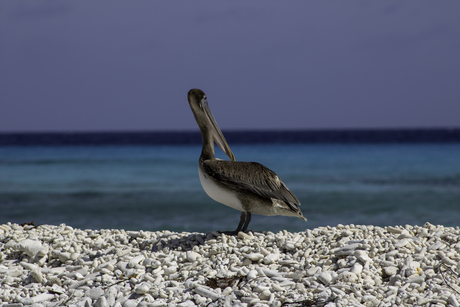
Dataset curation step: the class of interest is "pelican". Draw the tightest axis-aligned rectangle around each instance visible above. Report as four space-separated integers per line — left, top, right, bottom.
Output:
188 89 306 234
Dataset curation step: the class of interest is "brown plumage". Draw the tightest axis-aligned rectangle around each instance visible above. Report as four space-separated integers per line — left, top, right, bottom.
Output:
202 160 301 212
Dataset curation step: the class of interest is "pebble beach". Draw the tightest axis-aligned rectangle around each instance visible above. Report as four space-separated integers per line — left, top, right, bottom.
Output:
1 223 460 307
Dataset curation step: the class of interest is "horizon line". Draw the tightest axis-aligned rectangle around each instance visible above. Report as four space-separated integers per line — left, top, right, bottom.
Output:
1 126 459 135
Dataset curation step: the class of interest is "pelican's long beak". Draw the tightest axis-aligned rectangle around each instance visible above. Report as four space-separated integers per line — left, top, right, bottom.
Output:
202 99 235 161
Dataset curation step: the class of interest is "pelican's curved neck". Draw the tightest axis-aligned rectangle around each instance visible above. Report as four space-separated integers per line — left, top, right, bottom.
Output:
199 125 215 161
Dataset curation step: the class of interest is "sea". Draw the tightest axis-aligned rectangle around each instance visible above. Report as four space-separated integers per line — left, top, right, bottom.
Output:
1 129 460 234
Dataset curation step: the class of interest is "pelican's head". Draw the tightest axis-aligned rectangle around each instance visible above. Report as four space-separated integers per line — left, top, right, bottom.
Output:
188 89 235 161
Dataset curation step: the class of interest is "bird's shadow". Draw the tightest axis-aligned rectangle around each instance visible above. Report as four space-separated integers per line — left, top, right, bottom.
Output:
137 230 259 253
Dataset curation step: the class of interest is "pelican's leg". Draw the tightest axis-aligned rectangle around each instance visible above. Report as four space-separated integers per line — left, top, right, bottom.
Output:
234 211 246 233
241 212 252 232
219 212 246 235
219 211 244 236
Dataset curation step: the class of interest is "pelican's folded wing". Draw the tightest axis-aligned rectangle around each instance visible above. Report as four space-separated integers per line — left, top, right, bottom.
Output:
202 160 301 209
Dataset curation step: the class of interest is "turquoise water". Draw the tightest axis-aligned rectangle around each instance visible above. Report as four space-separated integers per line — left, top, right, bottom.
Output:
1 144 459 233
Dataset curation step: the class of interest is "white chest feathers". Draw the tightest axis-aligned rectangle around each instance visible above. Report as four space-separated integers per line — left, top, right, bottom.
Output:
198 166 243 211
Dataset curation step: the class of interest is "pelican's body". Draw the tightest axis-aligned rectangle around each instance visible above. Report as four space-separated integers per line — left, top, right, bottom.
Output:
188 89 306 233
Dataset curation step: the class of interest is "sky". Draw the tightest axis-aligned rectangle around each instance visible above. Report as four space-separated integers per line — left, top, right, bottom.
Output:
1 1 459 132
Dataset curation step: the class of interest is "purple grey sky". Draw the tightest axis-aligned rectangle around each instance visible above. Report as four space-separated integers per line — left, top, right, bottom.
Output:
1 1 459 132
